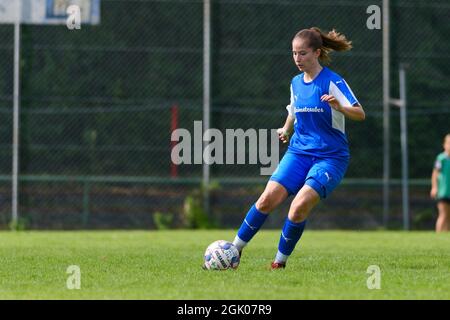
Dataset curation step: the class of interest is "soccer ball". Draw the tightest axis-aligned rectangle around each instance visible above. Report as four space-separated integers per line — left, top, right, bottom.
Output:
203 240 240 270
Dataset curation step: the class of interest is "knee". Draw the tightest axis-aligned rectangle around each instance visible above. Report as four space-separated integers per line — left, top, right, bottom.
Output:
438 205 450 218
288 200 311 223
443 211 450 221
256 192 276 213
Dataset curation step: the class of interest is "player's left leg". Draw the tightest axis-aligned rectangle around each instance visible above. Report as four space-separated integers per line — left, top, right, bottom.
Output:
436 200 450 232
272 185 319 269
272 156 349 269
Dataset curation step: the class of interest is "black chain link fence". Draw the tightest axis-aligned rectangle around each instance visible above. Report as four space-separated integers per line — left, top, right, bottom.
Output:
0 0 448 230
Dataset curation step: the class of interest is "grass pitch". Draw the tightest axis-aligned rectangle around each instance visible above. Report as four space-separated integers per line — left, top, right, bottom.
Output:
0 230 449 299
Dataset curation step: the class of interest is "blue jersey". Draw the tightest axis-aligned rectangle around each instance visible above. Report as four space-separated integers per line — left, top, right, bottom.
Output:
286 67 359 158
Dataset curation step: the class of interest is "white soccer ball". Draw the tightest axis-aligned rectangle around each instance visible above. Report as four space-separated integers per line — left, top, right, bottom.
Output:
203 240 240 270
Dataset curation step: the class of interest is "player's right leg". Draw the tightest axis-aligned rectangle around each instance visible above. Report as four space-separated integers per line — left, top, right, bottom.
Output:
232 181 288 253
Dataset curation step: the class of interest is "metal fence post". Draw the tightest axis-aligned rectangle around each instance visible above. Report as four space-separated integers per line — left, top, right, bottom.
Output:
12 19 21 228
399 64 409 230
82 181 91 227
382 0 391 228
203 0 211 217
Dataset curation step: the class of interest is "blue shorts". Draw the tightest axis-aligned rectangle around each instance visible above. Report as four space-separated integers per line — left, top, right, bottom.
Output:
269 150 349 199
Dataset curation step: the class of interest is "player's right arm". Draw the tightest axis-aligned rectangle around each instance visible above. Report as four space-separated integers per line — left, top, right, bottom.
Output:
278 83 296 144
277 115 294 144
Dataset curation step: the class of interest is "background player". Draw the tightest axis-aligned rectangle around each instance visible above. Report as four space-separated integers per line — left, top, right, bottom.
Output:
430 133 450 232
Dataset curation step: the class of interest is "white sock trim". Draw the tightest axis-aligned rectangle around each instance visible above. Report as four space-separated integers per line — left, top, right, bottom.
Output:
233 236 247 251
275 251 289 264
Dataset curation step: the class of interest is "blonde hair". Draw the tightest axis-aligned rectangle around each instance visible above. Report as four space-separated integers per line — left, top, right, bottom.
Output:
444 133 450 143
293 27 352 64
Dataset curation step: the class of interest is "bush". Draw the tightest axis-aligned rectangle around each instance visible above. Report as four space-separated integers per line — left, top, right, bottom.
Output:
181 182 220 229
412 209 435 230
9 217 28 231
153 212 174 230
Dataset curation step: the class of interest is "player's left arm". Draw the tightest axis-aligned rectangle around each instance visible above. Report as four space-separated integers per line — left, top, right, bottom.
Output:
321 95 366 121
322 79 366 121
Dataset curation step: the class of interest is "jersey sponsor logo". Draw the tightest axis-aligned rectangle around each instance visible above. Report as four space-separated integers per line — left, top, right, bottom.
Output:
294 106 324 113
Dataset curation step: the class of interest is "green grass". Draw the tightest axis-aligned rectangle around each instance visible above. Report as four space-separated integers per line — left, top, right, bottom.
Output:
0 230 449 299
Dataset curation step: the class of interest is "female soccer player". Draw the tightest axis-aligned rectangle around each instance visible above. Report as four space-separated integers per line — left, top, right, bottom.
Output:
232 27 365 269
430 134 450 232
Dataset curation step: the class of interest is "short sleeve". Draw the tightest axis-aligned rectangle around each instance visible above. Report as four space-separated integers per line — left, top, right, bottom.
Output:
435 157 442 170
286 83 295 117
329 78 359 107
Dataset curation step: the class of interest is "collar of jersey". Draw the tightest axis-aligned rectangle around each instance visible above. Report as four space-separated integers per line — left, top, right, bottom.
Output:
301 66 327 85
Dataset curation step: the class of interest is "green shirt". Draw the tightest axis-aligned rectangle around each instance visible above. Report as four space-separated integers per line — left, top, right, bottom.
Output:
435 152 450 199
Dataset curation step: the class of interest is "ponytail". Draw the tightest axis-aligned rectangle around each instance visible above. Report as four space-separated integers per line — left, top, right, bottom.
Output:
294 27 352 64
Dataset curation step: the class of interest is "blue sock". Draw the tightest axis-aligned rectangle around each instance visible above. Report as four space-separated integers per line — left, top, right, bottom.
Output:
236 204 269 243
277 218 307 258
